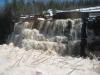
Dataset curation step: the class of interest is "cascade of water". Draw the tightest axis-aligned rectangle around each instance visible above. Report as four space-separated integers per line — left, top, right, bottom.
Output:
70 19 82 41
8 19 82 56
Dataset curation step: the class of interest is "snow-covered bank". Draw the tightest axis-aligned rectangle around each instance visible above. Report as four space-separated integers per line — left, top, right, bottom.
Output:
0 43 100 75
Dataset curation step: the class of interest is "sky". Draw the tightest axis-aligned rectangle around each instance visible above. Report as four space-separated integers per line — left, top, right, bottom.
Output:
0 0 5 6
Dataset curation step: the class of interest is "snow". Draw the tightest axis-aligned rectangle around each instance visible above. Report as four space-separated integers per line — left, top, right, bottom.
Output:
37 18 45 21
0 43 100 75
56 6 100 13
47 9 53 16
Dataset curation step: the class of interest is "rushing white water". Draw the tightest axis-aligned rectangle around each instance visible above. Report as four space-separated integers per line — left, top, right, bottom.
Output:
0 44 99 75
8 19 82 56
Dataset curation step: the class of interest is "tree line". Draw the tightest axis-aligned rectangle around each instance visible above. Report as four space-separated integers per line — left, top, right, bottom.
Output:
4 0 99 15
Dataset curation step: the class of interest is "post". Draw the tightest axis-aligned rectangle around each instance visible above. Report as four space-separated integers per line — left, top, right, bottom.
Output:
80 12 89 57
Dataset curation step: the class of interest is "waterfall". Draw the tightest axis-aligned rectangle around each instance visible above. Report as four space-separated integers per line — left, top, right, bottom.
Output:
8 19 82 56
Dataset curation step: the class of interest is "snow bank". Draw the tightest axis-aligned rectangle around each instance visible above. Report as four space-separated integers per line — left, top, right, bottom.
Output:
0 43 100 75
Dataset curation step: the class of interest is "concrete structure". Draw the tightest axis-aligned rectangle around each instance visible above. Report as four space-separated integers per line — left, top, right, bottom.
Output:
53 6 100 19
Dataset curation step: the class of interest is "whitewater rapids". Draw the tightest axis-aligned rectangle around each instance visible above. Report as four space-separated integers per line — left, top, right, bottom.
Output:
0 43 99 75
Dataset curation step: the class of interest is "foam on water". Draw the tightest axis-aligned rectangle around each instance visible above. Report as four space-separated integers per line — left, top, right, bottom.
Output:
0 44 99 75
